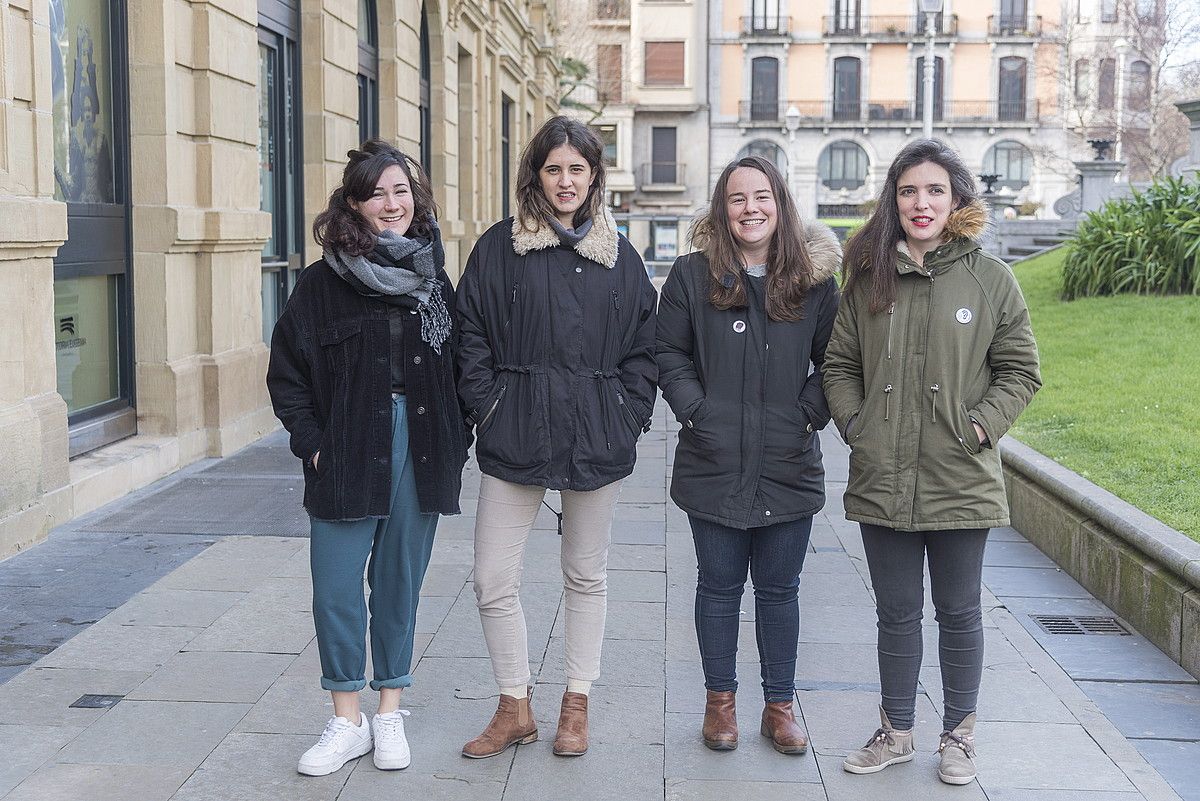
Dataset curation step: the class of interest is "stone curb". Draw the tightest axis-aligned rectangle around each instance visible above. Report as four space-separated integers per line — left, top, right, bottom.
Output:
1001 437 1200 678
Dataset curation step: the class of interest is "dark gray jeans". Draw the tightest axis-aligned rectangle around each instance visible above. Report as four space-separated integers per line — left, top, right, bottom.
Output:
860 523 989 732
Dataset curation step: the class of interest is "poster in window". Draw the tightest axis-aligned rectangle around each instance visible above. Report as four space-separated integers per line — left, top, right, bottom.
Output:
50 0 116 205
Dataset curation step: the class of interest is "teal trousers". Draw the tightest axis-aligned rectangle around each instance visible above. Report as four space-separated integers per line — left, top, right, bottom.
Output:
309 395 439 692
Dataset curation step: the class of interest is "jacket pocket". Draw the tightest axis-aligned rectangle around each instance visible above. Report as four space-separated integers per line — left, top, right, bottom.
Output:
477 382 507 434
615 384 644 435
955 403 984 455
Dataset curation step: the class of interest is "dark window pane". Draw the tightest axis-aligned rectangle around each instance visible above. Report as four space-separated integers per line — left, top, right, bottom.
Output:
819 140 867 189
750 57 778 120
833 57 860 120
1098 57 1116 109
651 127 676 183
998 57 1026 120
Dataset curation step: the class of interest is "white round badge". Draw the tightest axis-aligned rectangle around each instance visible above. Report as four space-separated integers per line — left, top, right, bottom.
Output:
955 308 973 324
733 320 746 333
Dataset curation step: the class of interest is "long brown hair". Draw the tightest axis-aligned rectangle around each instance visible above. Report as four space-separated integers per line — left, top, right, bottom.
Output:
689 156 815 322
313 140 439 255
514 115 607 232
843 138 979 313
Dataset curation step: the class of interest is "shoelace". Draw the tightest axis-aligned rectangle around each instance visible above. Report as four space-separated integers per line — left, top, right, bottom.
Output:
375 709 411 737
938 730 975 756
864 727 895 748
316 717 357 748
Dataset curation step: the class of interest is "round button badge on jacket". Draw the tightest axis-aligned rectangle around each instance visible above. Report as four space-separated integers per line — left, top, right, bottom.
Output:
733 320 746 333
955 308 973 324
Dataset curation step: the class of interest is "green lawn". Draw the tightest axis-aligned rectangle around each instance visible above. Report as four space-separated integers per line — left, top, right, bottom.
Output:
1009 247 1200 540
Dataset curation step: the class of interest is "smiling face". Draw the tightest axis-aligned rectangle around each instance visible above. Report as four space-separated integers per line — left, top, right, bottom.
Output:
725 166 778 264
352 163 414 237
539 144 595 227
896 160 954 258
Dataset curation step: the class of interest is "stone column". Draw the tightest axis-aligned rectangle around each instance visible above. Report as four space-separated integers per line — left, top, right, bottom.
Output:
1175 99 1200 176
0 0 72 555
1075 160 1125 214
982 192 1020 255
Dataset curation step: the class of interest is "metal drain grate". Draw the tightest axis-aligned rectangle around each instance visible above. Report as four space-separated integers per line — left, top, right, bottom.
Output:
70 694 124 709
1031 615 1131 636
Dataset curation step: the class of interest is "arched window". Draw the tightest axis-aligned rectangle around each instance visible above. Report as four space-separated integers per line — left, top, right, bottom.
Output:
833 57 861 120
750 57 779 121
1128 60 1150 111
983 140 1032 190
357 0 379 143
998 57 1027 121
419 3 432 178
737 139 788 174
818 140 869 190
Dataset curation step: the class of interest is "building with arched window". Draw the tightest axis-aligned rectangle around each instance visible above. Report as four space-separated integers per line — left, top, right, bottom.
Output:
0 0 559 556
707 0 1164 217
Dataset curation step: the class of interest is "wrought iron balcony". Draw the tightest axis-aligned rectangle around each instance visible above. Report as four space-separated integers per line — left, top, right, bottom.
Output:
594 0 629 21
640 162 686 188
987 15 1043 36
740 99 1041 126
821 14 958 37
740 15 791 36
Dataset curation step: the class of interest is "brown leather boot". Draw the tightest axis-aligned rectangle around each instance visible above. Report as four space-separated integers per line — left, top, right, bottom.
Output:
552 691 589 756
461 689 538 759
702 690 738 750
760 700 808 754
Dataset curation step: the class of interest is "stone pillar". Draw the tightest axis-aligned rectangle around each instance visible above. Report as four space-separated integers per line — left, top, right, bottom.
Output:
982 193 1020 255
1075 160 1125 214
127 0 276 461
0 0 73 554
1175 99 1200 176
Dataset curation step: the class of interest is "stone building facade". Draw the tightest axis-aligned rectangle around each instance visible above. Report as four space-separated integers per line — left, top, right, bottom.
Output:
0 0 558 557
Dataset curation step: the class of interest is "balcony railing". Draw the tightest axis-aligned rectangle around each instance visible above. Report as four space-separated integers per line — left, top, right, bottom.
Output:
740 15 791 36
594 0 629 20
987 15 1043 36
740 99 1041 125
822 14 958 37
640 161 686 187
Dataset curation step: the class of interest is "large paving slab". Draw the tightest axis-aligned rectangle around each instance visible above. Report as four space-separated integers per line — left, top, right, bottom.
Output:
0 403 1193 801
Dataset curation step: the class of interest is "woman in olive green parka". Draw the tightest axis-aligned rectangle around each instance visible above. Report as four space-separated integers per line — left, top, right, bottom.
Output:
823 139 1040 787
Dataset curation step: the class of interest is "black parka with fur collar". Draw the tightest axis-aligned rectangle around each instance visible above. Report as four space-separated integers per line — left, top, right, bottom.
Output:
656 220 843 529
456 209 658 491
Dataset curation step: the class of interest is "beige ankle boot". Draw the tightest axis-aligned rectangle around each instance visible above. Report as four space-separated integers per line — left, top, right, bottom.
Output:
937 713 977 785
842 707 915 775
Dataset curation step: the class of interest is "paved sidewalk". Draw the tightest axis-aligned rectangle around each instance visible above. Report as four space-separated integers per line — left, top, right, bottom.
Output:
1 401 1198 800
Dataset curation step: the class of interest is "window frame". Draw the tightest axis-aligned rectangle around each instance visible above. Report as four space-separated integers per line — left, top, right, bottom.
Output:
818 140 869 190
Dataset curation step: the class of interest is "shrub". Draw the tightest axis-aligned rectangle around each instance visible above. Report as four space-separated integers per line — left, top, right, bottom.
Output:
1061 174 1200 300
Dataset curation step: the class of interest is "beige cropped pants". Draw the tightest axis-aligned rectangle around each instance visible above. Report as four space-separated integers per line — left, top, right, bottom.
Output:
472 474 623 688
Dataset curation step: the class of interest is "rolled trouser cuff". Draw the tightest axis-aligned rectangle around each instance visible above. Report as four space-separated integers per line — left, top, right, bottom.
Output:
321 677 368 692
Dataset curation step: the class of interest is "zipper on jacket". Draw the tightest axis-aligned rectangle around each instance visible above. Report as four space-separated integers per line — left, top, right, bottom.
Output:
479 384 506 430
611 290 620 311
930 384 940 423
884 384 893 421
886 303 896 359
510 283 520 304
617 390 641 431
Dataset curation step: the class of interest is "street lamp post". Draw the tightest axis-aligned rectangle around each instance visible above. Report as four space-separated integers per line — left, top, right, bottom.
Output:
1113 37 1130 163
920 0 944 139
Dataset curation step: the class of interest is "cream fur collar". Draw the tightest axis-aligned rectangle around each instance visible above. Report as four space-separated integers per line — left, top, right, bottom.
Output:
511 207 620 269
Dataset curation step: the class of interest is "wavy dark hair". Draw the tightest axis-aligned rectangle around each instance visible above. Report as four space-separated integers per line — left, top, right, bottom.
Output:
843 138 979 314
515 115 607 232
689 156 816 322
313 139 438 256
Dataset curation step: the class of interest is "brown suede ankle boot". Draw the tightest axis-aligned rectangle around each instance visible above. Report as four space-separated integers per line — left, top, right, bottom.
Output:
461 688 538 759
760 700 809 754
552 691 589 756
702 690 738 750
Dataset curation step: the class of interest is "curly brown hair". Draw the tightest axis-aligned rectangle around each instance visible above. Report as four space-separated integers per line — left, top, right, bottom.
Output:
313 140 439 256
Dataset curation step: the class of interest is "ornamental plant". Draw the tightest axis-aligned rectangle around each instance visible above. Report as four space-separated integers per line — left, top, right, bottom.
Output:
1061 174 1200 300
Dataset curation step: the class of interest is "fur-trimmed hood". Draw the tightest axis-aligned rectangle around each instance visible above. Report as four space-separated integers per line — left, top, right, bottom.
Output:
801 218 842 283
511 207 620 269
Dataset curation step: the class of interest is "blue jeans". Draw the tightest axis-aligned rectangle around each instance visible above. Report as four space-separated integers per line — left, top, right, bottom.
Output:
689 515 812 702
309 395 439 692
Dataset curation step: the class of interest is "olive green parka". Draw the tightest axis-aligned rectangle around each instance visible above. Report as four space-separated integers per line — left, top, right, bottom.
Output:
822 201 1041 531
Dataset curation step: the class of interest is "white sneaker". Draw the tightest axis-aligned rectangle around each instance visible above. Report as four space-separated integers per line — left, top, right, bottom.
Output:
297 715 373 776
372 709 412 770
